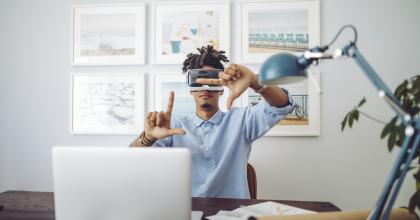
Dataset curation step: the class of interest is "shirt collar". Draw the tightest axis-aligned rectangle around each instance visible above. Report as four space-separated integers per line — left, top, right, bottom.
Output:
193 110 224 127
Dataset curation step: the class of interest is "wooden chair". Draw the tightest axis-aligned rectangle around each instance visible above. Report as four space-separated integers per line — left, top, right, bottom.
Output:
247 163 257 199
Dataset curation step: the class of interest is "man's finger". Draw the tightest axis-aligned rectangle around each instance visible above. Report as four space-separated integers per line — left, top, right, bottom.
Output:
226 64 240 78
166 91 174 116
146 112 152 120
150 111 157 127
156 111 165 127
145 112 153 129
196 78 223 85
226 95 236 110
225 68 238 77
168 128 186 136
220 73 235 81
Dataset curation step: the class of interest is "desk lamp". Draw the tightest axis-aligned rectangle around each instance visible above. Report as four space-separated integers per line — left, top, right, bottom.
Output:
259 25 420 220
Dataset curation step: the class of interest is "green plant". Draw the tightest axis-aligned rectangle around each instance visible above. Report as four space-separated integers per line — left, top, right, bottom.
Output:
341 75 420 212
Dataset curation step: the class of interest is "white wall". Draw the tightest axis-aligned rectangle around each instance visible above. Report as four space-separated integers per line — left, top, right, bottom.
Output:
0 0 419 211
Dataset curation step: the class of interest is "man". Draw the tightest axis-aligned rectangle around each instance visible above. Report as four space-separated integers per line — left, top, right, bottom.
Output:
131 45 294 199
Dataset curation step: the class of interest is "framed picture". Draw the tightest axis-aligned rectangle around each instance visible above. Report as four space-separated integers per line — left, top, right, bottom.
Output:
72 73 145 135
153 73 240 117
241 70 320 136
72 4 145 65
241 0 320 63
153 2 230 64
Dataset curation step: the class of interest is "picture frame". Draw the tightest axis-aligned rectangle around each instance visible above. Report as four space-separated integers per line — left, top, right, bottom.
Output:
241 0 320 63
153 73 240 117
71 72 145 135
153 2 230 64
241 70 321 136
72 4 145 65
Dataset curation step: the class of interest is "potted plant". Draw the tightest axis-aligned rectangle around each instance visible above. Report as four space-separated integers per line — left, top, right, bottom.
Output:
341 75 419 212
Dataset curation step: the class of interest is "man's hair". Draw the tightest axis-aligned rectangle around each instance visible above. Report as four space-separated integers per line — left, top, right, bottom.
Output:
182 45 229 73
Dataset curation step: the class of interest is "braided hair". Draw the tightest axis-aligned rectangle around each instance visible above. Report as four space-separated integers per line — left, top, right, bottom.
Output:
182 45 229 73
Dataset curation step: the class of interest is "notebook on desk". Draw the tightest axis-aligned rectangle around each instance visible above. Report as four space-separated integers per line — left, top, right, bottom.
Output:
52 146 201 220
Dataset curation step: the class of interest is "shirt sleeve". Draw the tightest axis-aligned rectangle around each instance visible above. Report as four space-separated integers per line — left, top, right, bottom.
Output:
244 89 295 142
152 136 172 147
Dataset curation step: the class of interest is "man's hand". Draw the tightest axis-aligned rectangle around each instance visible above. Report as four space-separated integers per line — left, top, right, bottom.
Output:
144 91 186 140
196 64 257 110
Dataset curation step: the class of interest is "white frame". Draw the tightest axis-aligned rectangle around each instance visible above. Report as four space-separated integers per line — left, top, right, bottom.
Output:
241 0 320 63
153 1 230 64
153 73 240 115
72 3 145 65
71 72 145 135
241 70 321 136
153 73 195 117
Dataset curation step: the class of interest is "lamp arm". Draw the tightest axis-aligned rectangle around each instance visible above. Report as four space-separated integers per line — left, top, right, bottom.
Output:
367 128 419 220
341 43 412 124
336 43 420 220
381 130 420 220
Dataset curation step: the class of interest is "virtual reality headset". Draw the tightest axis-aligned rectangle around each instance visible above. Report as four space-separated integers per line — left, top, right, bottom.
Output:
186 69 224 92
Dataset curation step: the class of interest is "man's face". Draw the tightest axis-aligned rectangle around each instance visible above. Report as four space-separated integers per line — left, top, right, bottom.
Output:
190 65 223 111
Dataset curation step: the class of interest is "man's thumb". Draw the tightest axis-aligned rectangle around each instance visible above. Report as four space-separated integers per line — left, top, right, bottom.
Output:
168 128 186 135
226 95 235 110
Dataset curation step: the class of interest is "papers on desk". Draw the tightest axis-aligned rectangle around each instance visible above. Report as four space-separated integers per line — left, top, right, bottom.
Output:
206 201 317 220
192 211 204 220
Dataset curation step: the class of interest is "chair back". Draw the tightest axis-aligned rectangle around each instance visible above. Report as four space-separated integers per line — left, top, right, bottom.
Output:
247 163 257 199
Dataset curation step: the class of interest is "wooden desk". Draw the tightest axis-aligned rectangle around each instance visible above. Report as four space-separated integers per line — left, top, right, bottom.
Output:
0 191 340 220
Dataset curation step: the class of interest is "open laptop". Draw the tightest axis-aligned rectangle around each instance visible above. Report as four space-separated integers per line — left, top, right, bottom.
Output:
52 146 201 220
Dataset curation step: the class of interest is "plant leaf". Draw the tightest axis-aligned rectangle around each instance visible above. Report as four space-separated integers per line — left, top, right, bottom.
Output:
341 114 349 132
408 190 419 213
414 168 420 184
349 111 355 128
387 131 397 152
396 125 405 147
395 80 408 97
381 116 398 139
358 97 367 107
354 110 360 121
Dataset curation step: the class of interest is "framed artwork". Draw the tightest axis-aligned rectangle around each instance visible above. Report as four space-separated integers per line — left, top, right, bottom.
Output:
153 73 239 117
153 2 230 64
72 4 145 65
241 70 320 136
241 0 320 63
72 73 145 135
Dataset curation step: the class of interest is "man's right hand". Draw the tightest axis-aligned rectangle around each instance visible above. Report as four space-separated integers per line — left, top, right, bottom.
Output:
144 91 186 140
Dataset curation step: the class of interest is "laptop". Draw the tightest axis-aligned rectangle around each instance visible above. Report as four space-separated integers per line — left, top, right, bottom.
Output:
52 146 199 220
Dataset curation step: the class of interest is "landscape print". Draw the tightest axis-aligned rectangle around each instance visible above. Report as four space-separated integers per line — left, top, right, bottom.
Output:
79 13 136 56
248 9 309 54
73 74 144 134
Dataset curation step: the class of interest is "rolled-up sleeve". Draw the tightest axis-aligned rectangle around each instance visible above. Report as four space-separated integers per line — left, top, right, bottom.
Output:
244 90 295 142
153 136 172 147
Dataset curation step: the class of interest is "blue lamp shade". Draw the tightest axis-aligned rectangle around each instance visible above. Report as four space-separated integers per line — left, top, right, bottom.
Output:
259 53 308 85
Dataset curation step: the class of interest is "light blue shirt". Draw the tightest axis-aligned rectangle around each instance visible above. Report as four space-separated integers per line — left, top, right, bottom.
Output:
153 95 294 199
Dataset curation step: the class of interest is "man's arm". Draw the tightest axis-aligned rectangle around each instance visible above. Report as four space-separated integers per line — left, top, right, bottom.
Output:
246 67 289 108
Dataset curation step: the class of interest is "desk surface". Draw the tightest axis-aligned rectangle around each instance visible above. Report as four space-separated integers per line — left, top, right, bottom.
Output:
0 191 340 220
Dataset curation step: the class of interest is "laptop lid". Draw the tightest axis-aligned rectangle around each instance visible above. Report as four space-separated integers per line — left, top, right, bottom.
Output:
52 146 191 220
